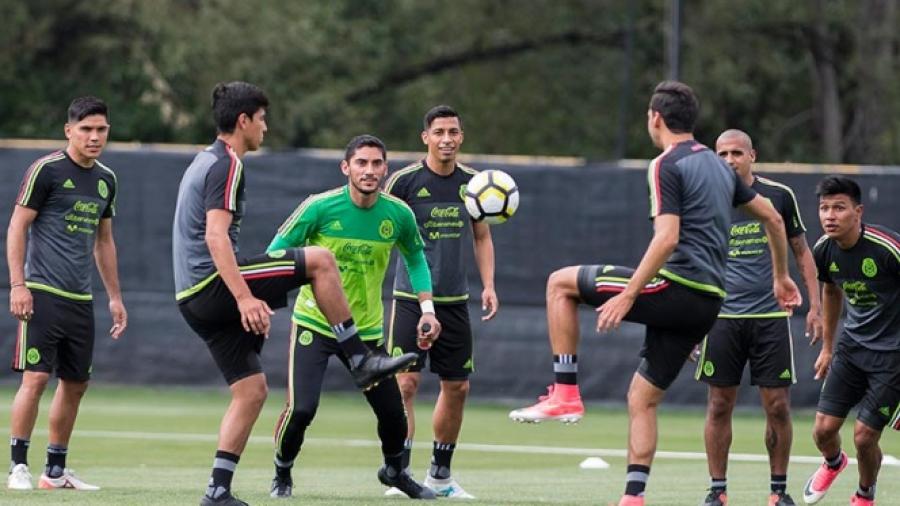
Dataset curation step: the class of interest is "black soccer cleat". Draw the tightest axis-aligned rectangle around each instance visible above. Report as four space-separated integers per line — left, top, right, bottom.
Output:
350 350 418 391
377 465 436 500
200 491 249 506
270 474 292 498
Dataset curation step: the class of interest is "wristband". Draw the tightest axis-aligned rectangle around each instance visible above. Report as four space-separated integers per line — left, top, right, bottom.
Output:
420 299 435 314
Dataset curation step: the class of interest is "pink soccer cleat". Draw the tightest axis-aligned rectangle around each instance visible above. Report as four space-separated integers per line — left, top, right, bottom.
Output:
802 451 847 504
508 384 584 424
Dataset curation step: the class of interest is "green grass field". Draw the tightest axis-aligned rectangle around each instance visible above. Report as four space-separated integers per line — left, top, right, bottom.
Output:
0 384 896 505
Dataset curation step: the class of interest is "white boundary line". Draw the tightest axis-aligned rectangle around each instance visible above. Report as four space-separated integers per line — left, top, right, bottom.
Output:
8 428 897 466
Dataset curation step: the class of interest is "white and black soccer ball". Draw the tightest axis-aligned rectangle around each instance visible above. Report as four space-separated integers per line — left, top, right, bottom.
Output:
464 170 519 224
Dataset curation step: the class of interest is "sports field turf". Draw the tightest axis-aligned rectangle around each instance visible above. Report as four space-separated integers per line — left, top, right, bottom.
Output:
0 384 896 505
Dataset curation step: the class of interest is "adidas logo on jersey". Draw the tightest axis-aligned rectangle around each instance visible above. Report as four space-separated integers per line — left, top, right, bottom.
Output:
416 187 431 198
329 220 344 231
829 262 839 273
62 178 76 189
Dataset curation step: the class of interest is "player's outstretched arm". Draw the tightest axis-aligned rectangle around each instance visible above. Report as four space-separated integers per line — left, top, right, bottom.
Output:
741 195 802 311
814 282 842 380
790 234 823 342
94 218 127 338
206 209 273 337
7 205 38 322
472 220 498 320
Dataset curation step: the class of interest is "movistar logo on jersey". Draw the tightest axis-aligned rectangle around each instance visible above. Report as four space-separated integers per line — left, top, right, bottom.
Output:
829 262 839 273
862 257 877 278
779 369 792 380
880 406 891 417
62 178 76 189
416 187 431 198
329 220 344 231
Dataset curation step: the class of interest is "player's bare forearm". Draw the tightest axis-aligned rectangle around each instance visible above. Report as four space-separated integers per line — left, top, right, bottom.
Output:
790 234 821 310
206 209 252 301
472 221 496 293
626 214 679 298
820 283 842 353
6 205 36 285
743 196 789 278
93 219 123 301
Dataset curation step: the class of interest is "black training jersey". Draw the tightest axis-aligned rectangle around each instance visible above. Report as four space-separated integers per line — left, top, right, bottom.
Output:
814 224 900 351
173 140 245 300
15 150 117 301
385 160 477 303
647 140 756 298
720 176 806 316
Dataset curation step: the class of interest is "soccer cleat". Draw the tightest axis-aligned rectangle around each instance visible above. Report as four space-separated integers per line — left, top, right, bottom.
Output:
200 492 249 506
270 474 292 498
7 463 33 490
37 468 99 490
384 486 409 497
617 494 645 506
424 475 475 499
803 451 848 504
769 491 796 505
508 384 584 424
377 465 436 500
351 350 418 391
850 493 875 506
701 489 728 505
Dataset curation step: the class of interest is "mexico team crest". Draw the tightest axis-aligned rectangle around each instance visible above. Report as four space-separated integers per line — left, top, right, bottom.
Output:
379 220 394 239
862 258 877 278
97 180 109 199
458 184 467 201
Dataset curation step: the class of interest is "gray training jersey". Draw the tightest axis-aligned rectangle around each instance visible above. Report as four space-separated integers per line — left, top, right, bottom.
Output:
172 140 246 301
647 140 757 298
385 161 477 303
720 176 806 316
814 224 900 351
15 150 117 301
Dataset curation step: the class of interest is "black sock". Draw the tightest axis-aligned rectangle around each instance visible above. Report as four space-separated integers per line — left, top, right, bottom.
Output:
401 439 413 471
45 444 67 478
207 450 239 499
553 354 577 385
274 454 293 481
825 450 844 470
10 437 29 467
710 477 726 494
331 319 368 366
384 451 403 475
429 442 455 479
771 474 787 494
857 483 876 499
624 464 650 497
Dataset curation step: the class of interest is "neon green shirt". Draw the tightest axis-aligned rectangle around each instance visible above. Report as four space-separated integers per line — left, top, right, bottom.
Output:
268 186 431 341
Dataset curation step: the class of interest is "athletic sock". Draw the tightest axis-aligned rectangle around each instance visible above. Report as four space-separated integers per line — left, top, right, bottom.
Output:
331 319 368 367
710 477 726 494
206 450 239 499
430 442 455 479
10 437 29 467
825 450 844 470
770 474 787 495
553 354 577 385
856 483 876 499
384 451 403 475
624 464 650 497
274 454 293 480
401 438 413 471
45 444 67 478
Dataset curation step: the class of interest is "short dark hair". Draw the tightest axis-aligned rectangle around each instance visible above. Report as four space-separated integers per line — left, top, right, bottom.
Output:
344 134 386 162
816 176 862 205
649 81 699 133
67 96 108 123
423 105 462 131
211 81 269 133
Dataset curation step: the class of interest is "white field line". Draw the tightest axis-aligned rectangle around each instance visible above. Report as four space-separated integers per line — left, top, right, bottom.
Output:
6 427 897 466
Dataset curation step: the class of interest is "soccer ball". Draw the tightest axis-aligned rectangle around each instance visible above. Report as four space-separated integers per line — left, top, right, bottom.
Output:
464 170 519 224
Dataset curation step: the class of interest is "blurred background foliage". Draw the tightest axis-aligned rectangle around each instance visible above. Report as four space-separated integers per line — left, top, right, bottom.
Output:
1 0 898 163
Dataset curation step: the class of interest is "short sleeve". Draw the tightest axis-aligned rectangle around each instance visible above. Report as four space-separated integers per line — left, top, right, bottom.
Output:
204 156 243 213
648 156 682 218
384 169 408 200
102 174 117 218
732 175 757 207
813 237 832 283
16 161 55 210
780 186 805 238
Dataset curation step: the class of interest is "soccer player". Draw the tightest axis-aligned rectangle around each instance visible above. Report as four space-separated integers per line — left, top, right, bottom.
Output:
695 129 823 506
802 176 899 506
173 83 417 506
382 105 498 499
6 96 127 491
267 134 439 500
508 81 802 506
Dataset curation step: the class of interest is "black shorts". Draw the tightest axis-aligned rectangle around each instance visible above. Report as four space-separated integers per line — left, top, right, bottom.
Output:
817 340 900 431
11 290 94 381
386 299 473 381
577 264 722 390
179 248 308 385
695 317 795 387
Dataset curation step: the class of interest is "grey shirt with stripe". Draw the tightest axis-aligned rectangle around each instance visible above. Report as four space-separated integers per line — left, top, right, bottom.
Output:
16 150 117 300
814 224 900 351
385 161 476 303
172 140 245 299
720 176 806 316
648 140 757 298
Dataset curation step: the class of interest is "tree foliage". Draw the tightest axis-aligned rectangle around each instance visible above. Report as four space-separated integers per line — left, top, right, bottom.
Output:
1 0 897 163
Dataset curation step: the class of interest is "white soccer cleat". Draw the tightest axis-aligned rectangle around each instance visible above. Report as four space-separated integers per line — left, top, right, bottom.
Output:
38 468 100 490
7 463 33 490
424 475 475 499
384 486 409 497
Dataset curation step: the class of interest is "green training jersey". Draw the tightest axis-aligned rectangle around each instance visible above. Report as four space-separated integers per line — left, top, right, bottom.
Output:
268 185 428 341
